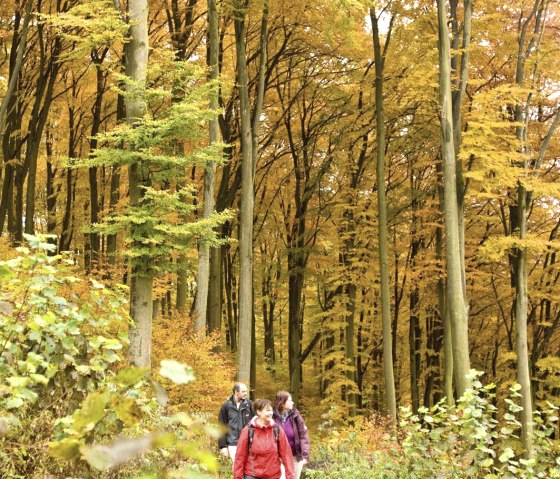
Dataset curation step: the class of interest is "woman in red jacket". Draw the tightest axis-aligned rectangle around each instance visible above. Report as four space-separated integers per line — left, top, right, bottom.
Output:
234 398 295 479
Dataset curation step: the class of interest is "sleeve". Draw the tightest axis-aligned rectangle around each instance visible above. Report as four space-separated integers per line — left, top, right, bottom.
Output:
233 426 249 479
278 427 295 479
218 402 228 449
296 413 310 460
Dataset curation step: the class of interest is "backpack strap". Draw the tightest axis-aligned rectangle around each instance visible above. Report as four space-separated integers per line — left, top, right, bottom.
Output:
248 424 255 453
248 423 279 454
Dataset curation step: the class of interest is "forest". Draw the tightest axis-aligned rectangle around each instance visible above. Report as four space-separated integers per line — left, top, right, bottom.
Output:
1 0 560 477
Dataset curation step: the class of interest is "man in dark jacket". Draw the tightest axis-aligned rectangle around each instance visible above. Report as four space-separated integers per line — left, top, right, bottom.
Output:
218 382 255 461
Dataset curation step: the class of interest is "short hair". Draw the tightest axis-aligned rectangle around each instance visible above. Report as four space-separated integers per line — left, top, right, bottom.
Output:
274 391 291 411
254 398 272 412
233 382 247 394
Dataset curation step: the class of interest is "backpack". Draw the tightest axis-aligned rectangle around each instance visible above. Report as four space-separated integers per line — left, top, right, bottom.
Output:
247 423 280 453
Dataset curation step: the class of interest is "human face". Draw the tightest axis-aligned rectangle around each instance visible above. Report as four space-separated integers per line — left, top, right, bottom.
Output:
257 405 273 424
234 384 248 403
284 395 294 411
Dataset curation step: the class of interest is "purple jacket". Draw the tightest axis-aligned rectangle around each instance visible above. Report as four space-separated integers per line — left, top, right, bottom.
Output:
273 409 310 461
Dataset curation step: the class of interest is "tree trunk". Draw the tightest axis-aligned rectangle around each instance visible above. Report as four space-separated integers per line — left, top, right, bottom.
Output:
24 34 61 237
0 0 32 156
509 0 552 455
125 0 152 368
207 244 223 332
371 6 397 425
194 0 220 334
234 0 254 384
514 187 533 455
437 0 471 398
86 54 108 271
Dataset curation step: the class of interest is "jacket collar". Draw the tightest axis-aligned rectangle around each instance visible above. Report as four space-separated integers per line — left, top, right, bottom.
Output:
250 416 274 429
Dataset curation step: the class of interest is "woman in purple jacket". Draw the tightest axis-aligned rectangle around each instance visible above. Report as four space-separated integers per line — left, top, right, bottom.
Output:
273 391 310 479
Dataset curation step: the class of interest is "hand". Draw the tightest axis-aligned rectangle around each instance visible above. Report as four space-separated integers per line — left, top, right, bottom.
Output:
302 459 308 465
220 447 229 458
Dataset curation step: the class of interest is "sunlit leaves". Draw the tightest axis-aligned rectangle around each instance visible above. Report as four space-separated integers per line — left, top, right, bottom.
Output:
159 360 195 385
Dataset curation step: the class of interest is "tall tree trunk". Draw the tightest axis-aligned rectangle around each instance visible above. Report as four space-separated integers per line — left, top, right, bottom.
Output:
0 95 21 238
514 185 533 455
511 0 551 455
86 53 108 271
225 242 238 350
371 6 397 425
207 245 223 332
234 0 254 384
450 0 472 305
59 102 78 254
436 0 471 398
106 60 126 265
24 32 61 237
126 0 152 368
194 0 220 333
45 127 60 251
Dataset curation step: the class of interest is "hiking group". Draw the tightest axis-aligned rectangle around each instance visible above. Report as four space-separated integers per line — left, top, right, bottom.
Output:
218 383 310 479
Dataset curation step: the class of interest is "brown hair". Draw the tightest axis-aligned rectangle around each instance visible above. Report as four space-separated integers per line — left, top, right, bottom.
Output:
254 398 272 412
274 391 291 412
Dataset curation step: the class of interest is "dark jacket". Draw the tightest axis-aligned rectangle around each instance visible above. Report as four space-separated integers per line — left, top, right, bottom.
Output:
273 409 310 461
218 396 255 448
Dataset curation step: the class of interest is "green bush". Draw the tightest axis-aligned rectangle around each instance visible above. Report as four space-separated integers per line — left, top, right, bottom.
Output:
0 237 219 478
0 236 128 476
306 372 560 479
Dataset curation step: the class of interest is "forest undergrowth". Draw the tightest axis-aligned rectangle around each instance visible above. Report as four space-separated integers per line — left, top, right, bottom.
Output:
1 239 560 478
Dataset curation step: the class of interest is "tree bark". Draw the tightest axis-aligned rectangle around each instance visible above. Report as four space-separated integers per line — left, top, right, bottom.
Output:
125 0 152 368
371 6 397 425
234 0 257 384
194 0 220 334
437 0 471 398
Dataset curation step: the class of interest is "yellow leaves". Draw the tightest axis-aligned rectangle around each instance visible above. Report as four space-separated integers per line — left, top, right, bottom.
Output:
477 234 560 263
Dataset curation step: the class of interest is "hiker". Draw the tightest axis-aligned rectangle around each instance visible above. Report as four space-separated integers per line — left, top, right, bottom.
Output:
218 382 255 462
273 391 309 479
234 398 295 479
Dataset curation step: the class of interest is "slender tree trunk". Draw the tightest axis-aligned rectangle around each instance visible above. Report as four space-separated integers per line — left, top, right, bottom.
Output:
106 165 121 262
371 7 397 424
59 105 77 254
450 0 472 303
24 34 61 237
195 0 220 333
207 245 223 332
106 61 126 265
86 55 108 271
45 128 58 248
234 0 254 384
437 0 471 397
0 0 32 156
126 0 152 368
514 185 533 455
509 0 554 456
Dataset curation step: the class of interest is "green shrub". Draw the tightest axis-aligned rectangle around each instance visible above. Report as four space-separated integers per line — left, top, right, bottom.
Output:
0 236 128 476
306 372 560 479
0 237 220 478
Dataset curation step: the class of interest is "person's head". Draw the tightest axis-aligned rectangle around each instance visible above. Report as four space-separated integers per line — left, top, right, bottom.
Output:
233 382 248 403
274 390 294 413
254 398 274 423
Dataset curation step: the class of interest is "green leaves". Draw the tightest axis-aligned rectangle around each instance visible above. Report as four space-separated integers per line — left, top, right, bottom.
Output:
113 367 148 387
73 392 109 431
0 236 127 424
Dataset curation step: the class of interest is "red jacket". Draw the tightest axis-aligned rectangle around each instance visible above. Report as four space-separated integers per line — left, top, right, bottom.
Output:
234 417 295 479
